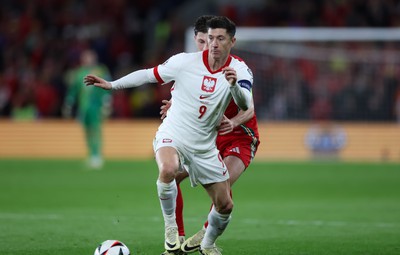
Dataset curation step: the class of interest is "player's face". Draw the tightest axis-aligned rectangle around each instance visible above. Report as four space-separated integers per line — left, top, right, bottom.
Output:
194 32 208 51
207 28 235 61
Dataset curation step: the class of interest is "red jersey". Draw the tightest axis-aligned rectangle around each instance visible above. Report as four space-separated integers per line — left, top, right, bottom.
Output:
216 98 260 167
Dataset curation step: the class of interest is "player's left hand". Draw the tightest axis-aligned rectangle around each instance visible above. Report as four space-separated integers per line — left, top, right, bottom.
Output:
217 115 235 135
222 67 237 86
160 99 171 120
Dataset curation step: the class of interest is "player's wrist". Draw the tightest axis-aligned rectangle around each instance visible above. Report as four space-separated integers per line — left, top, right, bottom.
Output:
229 82 239 89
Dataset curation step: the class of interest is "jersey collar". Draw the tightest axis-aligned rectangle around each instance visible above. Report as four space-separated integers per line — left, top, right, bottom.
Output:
202 50 232 74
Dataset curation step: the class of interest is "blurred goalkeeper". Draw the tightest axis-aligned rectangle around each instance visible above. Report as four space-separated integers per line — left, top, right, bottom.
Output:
63 49 112 169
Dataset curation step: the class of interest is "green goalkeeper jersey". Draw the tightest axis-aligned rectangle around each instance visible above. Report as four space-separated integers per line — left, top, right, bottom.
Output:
65 64 111 118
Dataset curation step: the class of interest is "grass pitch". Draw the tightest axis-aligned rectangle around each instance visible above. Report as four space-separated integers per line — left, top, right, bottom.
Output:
0 159 399 255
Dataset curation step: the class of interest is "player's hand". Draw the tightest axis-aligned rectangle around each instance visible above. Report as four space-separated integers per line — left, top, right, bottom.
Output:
84 74 112 90
160 99 172 120
222 67 237 86
217 115 235 135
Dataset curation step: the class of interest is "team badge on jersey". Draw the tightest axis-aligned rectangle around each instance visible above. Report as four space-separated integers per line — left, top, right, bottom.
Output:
201 76 217 92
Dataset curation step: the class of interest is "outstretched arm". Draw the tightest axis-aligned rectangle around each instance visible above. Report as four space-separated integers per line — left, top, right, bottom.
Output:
84 69 157 90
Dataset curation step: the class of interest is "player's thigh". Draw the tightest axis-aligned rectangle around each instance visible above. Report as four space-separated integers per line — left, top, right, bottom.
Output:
224 155 245 186
203 180 233 214
189 148 228 187
155 147 180 181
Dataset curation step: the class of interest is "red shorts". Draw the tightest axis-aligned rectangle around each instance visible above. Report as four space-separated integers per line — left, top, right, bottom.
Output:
216 134 259 168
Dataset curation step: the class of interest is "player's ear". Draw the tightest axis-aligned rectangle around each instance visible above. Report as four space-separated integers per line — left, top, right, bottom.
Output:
231 37 236 47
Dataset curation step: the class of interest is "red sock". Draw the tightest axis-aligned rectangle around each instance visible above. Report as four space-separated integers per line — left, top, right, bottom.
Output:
175 184 185 236
204 189 232 228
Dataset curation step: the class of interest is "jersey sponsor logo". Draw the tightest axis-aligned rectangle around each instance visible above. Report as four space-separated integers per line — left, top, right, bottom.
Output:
201 76 217 92
229 147 240 154
238 79 252 91
199 95 209 99
162 138 173 143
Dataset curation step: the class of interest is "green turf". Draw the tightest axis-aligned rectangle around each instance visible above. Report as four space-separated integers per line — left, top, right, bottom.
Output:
0 159 399 255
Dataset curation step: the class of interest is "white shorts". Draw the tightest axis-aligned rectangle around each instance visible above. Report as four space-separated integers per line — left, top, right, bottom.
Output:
153 131 229 187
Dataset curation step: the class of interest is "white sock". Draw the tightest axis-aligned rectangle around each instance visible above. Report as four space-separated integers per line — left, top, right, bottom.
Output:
156 179 177 227
201 207 231 249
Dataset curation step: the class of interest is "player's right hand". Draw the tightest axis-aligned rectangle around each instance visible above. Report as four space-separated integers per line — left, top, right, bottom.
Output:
160 99 171 120
84 74 112 90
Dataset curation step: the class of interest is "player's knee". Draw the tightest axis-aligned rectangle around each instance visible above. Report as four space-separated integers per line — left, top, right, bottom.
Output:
215 200 234 214
158 162 178 182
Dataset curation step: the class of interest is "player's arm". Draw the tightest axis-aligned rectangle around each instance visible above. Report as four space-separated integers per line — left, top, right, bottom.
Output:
218 98 255 135
222 66 252 111
84 69 157 90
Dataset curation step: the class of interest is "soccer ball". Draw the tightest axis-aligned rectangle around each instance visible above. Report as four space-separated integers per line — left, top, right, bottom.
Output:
94 240 130 255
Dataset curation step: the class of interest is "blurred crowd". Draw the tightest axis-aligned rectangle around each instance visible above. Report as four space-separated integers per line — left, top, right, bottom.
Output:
1 0 400 121
237 41 400 122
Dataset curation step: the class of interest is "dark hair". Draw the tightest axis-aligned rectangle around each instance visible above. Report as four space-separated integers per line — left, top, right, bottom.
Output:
194 15 215 35
206 16 236 38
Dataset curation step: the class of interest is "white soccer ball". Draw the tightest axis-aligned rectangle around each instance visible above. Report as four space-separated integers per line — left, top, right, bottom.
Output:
94 240 130 255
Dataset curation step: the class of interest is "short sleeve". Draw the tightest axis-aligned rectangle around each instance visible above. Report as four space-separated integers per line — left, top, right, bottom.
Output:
154 53 186 85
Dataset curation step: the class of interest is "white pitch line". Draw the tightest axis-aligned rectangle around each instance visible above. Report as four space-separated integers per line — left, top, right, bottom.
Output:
241 219 399 228
1 213 397 229
0 213 62 220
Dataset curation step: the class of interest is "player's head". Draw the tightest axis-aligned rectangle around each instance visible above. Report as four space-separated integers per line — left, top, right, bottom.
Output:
193 15 215 51
207 16 236 39
206 16 236 60
81 49 98 66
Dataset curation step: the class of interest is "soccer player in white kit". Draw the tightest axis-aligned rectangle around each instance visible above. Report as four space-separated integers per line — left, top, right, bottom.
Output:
84 16 253 255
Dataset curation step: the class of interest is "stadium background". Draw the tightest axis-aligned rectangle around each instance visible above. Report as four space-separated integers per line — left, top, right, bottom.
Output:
0 0 400 161
1 1 400 255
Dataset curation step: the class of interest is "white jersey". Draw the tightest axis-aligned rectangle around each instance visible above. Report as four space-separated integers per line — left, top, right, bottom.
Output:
153 50 253 153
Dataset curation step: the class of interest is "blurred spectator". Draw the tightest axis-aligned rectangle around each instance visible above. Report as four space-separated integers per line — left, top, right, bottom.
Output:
0 75 11 115
1 0 400 121
396 88 400 123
